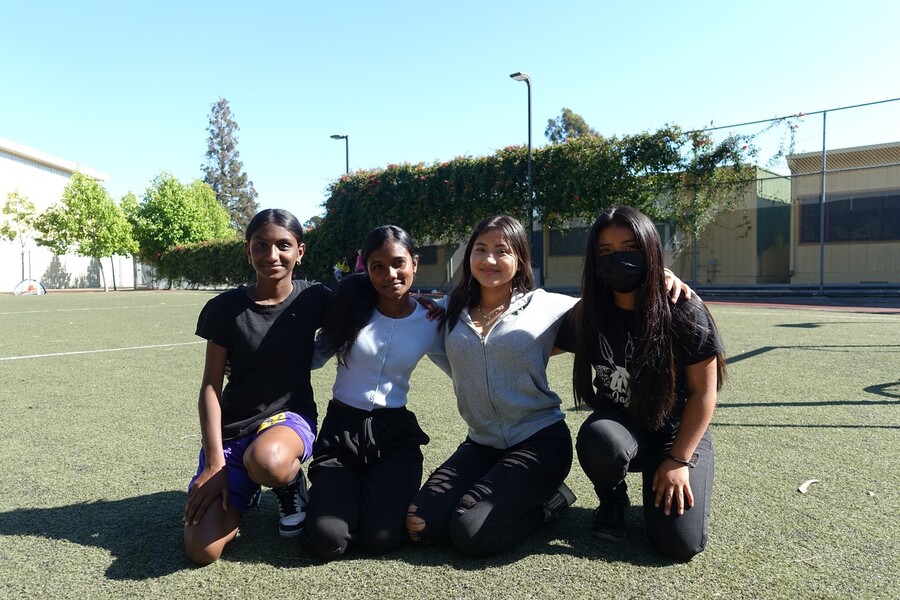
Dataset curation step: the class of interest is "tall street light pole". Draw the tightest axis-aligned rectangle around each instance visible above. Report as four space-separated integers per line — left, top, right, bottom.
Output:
510 71 538 283
330 134 349 174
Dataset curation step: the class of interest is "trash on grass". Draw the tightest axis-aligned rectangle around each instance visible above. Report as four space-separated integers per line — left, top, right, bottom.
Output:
797 479 820 494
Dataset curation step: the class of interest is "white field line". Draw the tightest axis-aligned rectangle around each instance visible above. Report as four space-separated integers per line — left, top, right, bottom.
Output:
0 303 203 316
709 308 899 323
0 341 203 361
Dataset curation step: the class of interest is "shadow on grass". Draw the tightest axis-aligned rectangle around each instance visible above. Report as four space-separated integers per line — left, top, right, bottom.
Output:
0 494 686 574
727 344 900 365
0 490 331 575
0 491 193 579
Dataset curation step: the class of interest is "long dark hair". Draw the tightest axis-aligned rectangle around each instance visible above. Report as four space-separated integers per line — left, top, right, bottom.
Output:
321 225 418 366
572 205 725 430
245 208 304 244
442 215 535 332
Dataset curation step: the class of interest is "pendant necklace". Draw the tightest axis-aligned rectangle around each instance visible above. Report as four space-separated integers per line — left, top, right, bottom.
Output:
477 303 506 331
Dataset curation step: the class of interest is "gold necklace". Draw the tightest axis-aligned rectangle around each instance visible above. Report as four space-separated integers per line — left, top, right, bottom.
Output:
477 303 506 328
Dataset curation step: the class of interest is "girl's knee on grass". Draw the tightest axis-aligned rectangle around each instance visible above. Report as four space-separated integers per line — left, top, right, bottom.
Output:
183 505 240 565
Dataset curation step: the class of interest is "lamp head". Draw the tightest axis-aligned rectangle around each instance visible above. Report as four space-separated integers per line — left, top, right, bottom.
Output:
509 72 531 83
330 134 347 140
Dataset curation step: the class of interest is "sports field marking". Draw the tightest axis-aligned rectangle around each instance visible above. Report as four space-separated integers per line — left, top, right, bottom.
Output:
0 341 204 361
710 308 899 323
0 303 204 316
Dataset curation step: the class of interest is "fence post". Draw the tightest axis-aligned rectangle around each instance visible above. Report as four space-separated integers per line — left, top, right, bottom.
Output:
818 111 827 296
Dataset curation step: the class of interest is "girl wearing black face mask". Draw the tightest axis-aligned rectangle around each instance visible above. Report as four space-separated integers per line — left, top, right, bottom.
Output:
555 205 727 561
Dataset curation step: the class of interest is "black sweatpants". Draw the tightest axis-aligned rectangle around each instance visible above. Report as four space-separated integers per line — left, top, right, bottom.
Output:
408 419 572 557
300 400 429 560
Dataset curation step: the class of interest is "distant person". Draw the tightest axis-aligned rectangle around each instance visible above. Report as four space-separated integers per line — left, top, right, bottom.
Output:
300 226 444 560
556 205 725 560
333 257 351 282
354 248 365 273
183 208 329 565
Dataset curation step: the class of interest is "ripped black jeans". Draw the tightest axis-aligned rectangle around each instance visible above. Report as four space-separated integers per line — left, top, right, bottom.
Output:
407 419 572 557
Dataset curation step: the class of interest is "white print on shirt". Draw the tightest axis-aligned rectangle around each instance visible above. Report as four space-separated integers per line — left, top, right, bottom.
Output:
593 331 634 406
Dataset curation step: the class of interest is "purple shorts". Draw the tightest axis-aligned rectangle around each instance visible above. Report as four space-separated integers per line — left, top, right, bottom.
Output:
188 411 316 515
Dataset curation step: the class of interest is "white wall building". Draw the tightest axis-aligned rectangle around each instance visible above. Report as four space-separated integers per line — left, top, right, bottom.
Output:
0 137 136 292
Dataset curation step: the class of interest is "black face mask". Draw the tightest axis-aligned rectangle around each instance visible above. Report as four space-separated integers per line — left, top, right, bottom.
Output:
594 250 646 293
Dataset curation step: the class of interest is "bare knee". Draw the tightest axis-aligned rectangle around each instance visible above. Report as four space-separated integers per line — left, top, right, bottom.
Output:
183 509 238 565
185 542 223 566
243 443 297 487
184 529 226 566
406 504 426 543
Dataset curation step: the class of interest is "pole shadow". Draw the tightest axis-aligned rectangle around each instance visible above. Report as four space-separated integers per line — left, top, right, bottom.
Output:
726 344 900 365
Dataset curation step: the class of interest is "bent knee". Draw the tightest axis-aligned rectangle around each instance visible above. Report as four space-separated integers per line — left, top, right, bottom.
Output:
649 532 706 561
406 505 427 543
243 450 296 486
448 516 495 557
301 519 351 561
184 540 224 566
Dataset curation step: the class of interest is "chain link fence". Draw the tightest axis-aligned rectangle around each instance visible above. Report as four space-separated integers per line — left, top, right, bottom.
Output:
666 98 900 293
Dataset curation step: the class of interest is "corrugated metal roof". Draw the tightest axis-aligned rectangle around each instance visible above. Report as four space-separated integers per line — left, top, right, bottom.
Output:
787 141 900 174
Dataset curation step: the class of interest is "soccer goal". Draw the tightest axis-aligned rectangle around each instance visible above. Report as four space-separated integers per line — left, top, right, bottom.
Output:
12 279 47 296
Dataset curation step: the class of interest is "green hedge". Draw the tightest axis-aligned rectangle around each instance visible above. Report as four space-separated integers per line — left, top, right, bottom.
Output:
157 237 254 287
300 126 758 283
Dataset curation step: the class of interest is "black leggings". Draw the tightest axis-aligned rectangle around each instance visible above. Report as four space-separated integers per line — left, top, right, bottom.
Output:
408 419 572 557
300 401 429 560
576 409 714 560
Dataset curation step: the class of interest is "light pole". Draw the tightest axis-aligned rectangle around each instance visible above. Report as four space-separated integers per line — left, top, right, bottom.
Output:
330 134 349 174
510 71 538 283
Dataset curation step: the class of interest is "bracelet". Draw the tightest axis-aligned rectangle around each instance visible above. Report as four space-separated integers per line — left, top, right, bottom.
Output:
665 452 698 468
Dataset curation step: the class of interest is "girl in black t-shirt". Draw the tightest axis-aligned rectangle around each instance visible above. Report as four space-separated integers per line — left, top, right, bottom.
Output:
558 205 726 561
183 209 328 564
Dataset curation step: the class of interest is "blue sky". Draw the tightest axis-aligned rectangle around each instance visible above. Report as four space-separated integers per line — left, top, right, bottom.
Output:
3 0 899 225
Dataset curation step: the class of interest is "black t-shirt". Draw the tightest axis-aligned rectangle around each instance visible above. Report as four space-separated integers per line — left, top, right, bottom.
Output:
195 280 329 440
557 297 722 441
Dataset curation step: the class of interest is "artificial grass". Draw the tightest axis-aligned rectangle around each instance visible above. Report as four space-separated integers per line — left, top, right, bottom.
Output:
0 291 897 599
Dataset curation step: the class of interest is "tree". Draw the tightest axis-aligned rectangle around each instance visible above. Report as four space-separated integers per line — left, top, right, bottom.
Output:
0 190 37 281
125 173 234 269
545 107 600 144
34 172 138 291
201 98 259 231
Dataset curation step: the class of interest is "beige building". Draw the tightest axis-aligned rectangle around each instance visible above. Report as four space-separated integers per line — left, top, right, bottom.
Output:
669 169 792 285
787 142 900 285
0 137 135 292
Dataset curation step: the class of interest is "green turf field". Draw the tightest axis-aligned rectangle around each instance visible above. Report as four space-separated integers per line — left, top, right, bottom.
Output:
0 291 897 599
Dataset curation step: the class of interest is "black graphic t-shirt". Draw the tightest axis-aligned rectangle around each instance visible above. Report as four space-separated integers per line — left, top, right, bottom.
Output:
557 297 722 442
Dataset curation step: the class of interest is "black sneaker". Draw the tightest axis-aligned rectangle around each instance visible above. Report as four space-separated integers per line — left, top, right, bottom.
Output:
592 485 628 542
247 487 262 510
272 470 308 538
543 483 577 521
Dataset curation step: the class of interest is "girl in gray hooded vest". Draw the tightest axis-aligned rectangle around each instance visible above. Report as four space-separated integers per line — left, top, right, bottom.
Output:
405 215 578 556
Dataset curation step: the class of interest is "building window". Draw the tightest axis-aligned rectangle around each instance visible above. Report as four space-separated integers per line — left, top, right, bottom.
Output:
417 245 438 265
800 193 900 243
549 226 590 256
